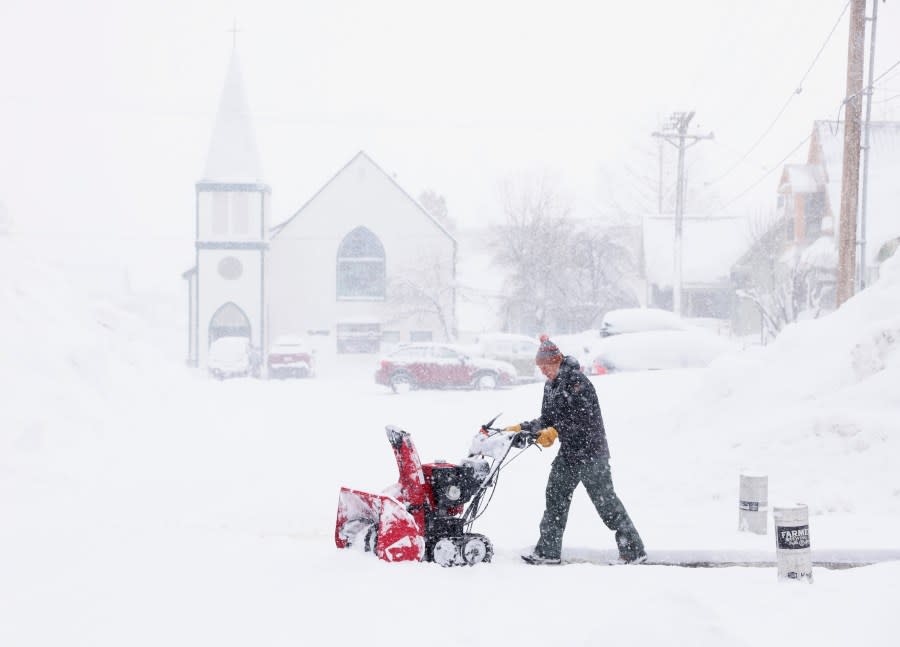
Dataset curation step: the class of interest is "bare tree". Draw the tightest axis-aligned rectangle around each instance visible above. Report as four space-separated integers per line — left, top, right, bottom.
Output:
562 225 638 330
491 174 572 333
417 189 455 233
491 174 638 334
734 212 835 340
387 253 456 341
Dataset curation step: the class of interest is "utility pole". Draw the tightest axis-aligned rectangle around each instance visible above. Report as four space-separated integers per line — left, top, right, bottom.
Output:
836 0 866 306
652 112 713 315
859 0 879 291
657 137 664 215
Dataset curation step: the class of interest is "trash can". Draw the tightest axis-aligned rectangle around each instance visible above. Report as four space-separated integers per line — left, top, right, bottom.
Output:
738 473 767 534
773 504 812 582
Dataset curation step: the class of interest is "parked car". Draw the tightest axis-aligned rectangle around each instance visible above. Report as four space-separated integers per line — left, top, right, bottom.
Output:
375 343 516 393
268 335 316 378
553 330 604 375
599 308 687 337
208 336 258 379
591 329 734 374
474 333 539 380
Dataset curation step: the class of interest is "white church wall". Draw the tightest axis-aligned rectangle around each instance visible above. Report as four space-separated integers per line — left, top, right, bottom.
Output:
269 154 455 350
197 249 264 366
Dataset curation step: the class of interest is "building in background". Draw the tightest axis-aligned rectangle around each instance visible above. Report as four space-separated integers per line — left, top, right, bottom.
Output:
183 52 456 369
732 120 900 341
642 214 746 329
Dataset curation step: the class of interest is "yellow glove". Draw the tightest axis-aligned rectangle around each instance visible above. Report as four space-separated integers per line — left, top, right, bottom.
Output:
504 424 521 433
536 427 558 448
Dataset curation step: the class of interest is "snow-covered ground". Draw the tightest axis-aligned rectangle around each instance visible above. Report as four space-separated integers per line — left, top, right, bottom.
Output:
1 237 899 646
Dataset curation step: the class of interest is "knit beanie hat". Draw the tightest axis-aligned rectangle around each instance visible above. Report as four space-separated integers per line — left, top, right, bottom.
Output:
535 334 563 364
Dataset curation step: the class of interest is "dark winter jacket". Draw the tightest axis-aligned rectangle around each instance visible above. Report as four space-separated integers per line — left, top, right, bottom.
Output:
522 356 610 462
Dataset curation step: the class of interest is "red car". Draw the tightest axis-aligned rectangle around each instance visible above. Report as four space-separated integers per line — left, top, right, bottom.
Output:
268 335 316 378
375 344 516 393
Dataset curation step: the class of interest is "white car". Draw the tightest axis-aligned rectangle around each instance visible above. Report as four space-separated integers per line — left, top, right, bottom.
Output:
474 333 539 381
591 329 734 374
600 308 688 337
208 336 257 379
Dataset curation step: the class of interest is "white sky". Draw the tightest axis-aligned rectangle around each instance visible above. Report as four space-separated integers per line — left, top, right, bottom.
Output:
1 0 899 251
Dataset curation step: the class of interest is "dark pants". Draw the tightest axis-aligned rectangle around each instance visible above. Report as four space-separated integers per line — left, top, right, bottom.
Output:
535 454 644 560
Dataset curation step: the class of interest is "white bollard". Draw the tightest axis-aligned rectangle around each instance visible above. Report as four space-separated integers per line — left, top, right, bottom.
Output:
738 473 768 534
773 504 813 582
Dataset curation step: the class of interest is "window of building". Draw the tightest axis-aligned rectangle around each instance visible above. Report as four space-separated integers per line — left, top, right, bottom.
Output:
217 256 243 280
212 193 229 235
410 330 433 342
804 192 825 241
336 227 385 299
231 193 250 234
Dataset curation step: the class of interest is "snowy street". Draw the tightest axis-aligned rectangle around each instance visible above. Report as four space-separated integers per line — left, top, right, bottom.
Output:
3 1 900 640
2 239 899 647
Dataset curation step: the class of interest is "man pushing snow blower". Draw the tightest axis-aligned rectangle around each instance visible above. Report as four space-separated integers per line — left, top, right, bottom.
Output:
505 335 647 565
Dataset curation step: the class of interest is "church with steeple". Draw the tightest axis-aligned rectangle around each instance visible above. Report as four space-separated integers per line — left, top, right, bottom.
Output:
183 50 456 372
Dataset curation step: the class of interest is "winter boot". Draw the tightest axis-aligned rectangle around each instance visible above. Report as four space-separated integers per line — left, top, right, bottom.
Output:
618 550 648 564
521 551 562 565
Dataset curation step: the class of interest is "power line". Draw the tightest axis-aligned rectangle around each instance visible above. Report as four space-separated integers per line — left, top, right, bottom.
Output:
874 92 900 105
871 56 900 86
704 0 851 188
714 134 812 213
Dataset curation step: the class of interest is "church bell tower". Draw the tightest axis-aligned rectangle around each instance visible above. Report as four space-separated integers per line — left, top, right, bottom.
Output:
186 49 270 372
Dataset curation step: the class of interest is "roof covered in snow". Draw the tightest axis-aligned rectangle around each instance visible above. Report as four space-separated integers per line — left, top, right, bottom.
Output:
201 51 263 183
779 164 823 194
813 120 900 266
643 215 749 288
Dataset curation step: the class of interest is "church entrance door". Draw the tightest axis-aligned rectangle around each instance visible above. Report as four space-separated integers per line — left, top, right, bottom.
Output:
209 302 251 343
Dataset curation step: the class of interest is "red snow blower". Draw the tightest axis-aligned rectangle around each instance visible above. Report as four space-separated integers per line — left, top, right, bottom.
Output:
334 416 538 566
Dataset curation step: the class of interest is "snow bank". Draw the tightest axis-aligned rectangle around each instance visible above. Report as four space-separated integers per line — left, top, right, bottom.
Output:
0 237 188 452
674 251 900 519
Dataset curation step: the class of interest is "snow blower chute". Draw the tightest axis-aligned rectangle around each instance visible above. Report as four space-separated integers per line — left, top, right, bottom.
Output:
335 417 537 566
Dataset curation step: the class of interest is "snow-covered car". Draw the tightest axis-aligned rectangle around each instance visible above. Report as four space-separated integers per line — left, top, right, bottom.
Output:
552 330 604 375
268 335 316 378
375 343 516 393
208 336 257 379
474 333 539 380
591 329 734 374
599 308 688 337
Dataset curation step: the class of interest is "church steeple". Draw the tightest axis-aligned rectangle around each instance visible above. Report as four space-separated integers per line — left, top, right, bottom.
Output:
187 47 271 373
202 49 263 183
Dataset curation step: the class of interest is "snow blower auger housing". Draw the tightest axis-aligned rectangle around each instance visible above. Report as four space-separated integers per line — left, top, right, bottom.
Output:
335 420 536 566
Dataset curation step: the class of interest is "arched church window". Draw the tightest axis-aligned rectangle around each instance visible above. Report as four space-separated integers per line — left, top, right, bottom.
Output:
336 227 385 299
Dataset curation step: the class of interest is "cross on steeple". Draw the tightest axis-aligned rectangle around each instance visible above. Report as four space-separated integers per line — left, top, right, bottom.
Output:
228 18 241 50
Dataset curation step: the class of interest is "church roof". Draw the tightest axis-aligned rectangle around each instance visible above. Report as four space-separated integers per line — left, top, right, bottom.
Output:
201 50 263 183
271 151 456 244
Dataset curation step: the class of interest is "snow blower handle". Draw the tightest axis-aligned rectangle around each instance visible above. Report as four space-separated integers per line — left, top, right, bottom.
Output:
512 428 539 449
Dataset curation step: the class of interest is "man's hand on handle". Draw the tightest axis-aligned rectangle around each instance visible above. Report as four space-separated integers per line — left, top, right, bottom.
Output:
536 427 557 448
505 423 556 448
